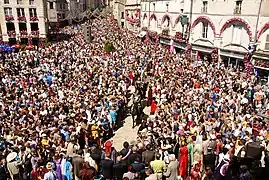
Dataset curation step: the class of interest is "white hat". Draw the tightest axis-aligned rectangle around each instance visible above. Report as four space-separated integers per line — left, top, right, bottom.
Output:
6 152 17 162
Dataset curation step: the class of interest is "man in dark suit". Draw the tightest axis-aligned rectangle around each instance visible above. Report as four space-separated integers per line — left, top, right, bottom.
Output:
120 142 132 165
128 146 142 165
130 156 145 179
142 144 155 164
72 149 84 180
113 156 128 180
100 152 114 179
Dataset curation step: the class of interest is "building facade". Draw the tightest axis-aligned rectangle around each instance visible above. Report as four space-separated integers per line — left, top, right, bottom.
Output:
140 0 185 36
187 0 269 71
111 0 125 27
47 0 69 23
0 0 48 44
139 0 269 76
125 0 141 32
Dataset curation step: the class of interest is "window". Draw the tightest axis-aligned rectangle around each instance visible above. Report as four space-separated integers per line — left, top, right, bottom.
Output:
29 8 37 17
265 34 269 50
30 23 39 31
57 13 65 20
232 25 242 44
234 1 242 14
29 0 34 5
121 12 124 19
17 8 25 17
4 8 12 16
202 22 208 38
49 2 54 9
6 22 15 31
202 1 208 13
63 4 66 10
144 4 147 11
17 0 23 5
60 4 63 10
4 0 9 4
19 23 27 31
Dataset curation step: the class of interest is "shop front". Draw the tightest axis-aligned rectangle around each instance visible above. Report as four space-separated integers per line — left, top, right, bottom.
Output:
159 36 186 53
219 48 246 69
252 51 269 81
191 43 215 62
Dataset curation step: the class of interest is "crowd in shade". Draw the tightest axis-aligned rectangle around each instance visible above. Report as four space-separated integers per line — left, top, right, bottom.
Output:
0 14 269 180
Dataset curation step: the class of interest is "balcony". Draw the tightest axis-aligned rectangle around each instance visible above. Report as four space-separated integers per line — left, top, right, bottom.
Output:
29 0 35 5
17 0 23 5
201 7 207 13
18 16 27 22
31 30 39 37
30 16 39 21
7 30 16 37
5 15 14 21
234 7 241 14
20 30 28 37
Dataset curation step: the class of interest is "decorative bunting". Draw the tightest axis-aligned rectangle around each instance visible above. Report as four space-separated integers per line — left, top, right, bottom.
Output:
257 21 269 41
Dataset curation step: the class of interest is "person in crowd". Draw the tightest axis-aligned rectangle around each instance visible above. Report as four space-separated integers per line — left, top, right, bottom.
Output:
72 150 84 180
100 152 114 179
145 168 158 180
164 154 178 180
150 153 166 180
0 155 7 180
79 162 96 180
121 142 132 165
142 144 155 165
44 162 57 180
6 152 22 180
113 156 128 180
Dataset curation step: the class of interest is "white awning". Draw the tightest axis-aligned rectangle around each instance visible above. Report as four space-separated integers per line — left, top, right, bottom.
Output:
138 31 147 38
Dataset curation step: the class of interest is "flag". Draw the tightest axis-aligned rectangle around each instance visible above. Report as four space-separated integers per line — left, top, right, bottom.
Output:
170 39 175 54
254 67 258 80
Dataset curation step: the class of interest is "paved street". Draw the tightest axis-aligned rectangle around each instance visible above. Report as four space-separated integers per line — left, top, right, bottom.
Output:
111 85 151 150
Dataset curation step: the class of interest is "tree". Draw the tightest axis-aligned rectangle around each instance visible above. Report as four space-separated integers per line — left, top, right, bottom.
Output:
104 40 115 53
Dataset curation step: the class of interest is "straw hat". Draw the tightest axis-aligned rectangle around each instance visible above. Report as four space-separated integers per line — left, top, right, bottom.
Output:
46 162 53 170
6 152 17 162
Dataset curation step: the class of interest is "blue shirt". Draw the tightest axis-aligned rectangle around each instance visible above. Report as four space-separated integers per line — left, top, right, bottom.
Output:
109 110 117 123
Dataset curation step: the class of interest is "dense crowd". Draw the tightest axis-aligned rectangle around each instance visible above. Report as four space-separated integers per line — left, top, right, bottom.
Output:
0 14 269 180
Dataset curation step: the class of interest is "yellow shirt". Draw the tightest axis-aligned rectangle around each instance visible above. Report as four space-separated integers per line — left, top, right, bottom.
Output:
150 160 166 173
91 125 99 139
41 138 48 146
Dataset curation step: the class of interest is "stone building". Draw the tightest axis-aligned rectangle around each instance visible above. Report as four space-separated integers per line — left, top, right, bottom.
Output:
0 0 48 44
139 0 269 78
125 0 141 32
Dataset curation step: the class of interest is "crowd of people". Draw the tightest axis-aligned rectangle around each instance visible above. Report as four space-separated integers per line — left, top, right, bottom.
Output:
0 13 269 180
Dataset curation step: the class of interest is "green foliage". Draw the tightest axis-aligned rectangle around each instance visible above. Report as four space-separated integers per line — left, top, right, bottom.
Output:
104 40 115 53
